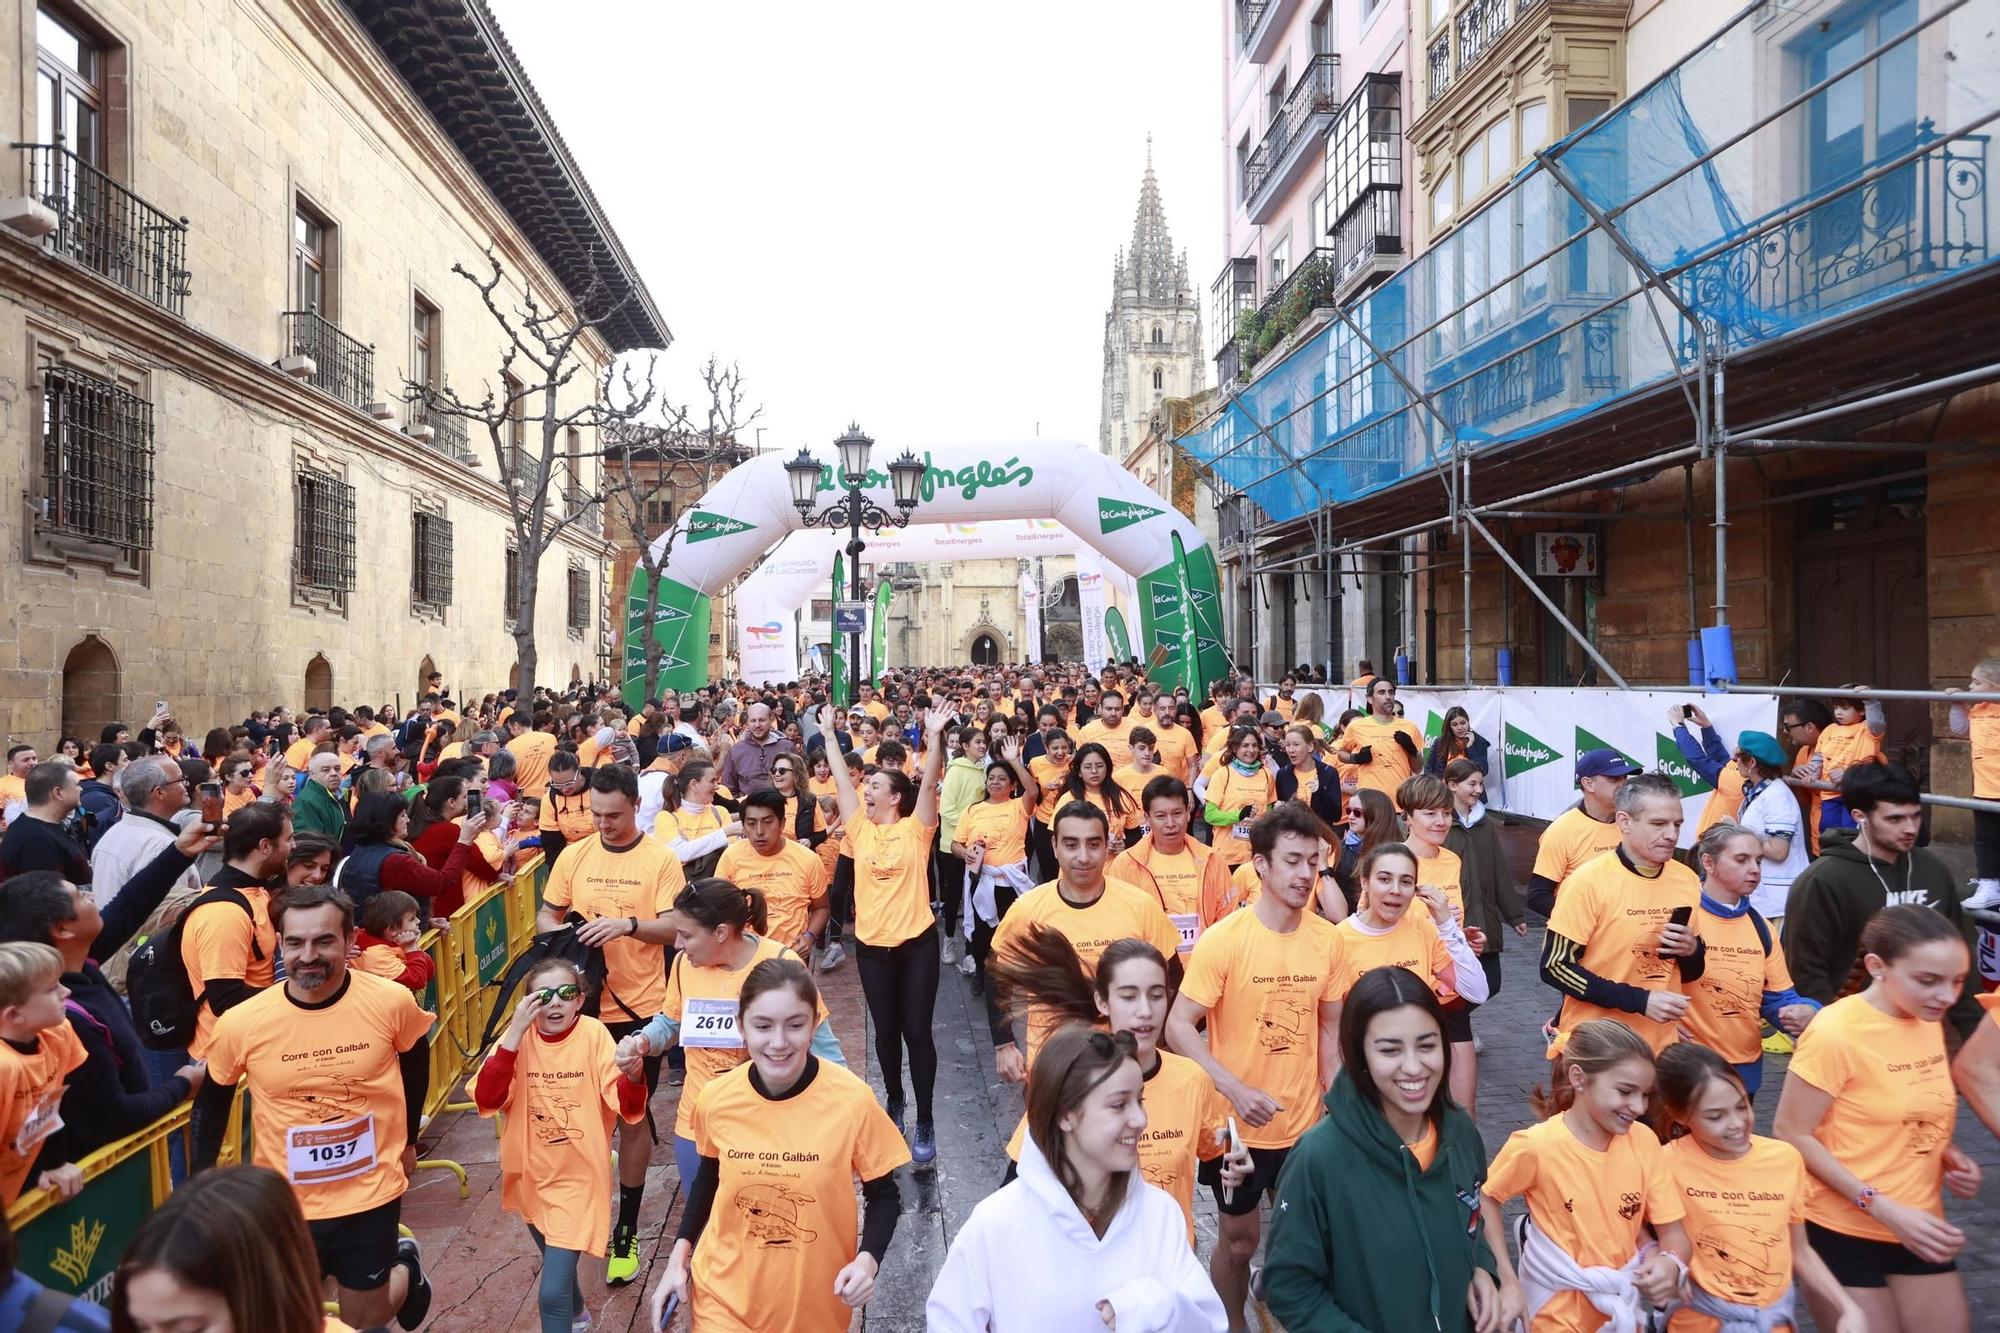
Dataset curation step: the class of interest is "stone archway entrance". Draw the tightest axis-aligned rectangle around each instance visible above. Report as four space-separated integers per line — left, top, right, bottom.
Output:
61 636 120 743
304 654 333 712
967 630 1000 666
417 655 437 700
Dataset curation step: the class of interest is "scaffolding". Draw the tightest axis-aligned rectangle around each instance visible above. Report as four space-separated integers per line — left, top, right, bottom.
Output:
1182 0 1999 710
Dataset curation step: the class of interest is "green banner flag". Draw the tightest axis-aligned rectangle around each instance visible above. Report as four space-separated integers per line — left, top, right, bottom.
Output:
830 553 848 710
1171 532 1203 706
871 577 892 686
1105 607 1132 663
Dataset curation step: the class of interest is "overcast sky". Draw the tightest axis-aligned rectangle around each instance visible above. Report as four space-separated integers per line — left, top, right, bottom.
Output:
487 0 1224 457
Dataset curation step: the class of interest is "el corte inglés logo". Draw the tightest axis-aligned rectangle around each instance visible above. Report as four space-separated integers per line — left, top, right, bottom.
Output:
1502 722 1557 778
685 510 756 543
1098 497 1165 534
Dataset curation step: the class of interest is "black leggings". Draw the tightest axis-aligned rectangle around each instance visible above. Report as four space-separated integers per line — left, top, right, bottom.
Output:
1029 820 1056 881
933 846 966 939
857 924 940 1120
830 854 855 935
1976 808 2000 880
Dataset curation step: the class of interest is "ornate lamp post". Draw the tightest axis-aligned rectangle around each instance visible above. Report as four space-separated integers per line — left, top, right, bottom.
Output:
784 424 926 700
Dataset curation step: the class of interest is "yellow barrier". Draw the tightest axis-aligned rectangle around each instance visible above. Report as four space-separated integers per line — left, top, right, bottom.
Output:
4 851 552 1303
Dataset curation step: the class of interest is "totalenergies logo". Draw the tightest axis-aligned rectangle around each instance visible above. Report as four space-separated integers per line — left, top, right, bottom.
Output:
746 622 783 641
948 523 981 535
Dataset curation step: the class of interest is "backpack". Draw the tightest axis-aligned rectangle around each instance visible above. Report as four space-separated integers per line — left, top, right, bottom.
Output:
126 886 264 1052
476 913 635 1052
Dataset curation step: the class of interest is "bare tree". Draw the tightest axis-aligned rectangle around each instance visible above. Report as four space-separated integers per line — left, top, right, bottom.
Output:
405 247 658 693
600 356 760 702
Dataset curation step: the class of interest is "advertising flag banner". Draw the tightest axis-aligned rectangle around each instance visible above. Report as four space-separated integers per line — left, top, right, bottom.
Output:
1105 607 1132 663
1077 550 1110 673
871 577 892 685
1021 570 1042 665
829 553 848 710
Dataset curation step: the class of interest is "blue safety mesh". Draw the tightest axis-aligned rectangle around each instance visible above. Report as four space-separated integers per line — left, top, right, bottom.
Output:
1180 0 1997 525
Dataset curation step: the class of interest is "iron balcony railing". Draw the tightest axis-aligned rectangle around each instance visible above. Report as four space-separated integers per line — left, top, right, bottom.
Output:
284 310 374 410
1333 187 1404 286
1429 0 1555 102
408 398 471 462
1243 54 1341 209
1427 35 1452 103
1211 256 1258 386
1236 0 1269 50
17 142 189 316
1235 247 1340 375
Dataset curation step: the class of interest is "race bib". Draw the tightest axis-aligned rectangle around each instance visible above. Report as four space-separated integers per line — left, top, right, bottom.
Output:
1170 912 1201 954
12 1087 62 1157
286 1114 378 1186
1231 823 1251 841
683 996 743 1049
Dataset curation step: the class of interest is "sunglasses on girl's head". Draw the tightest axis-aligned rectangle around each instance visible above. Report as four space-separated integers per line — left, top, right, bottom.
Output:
532 984 582 1003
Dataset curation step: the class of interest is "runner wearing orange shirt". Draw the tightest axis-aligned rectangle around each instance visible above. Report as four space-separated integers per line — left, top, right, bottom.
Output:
473 958 647 1332
504 711 557 800
1077 690 1138 767
819 699 953 1165
1165 802 1346 1331
1334 678 1425 802
950 736 1040 986
1524 747 1641 917
534 763 687 1285
202 884 437 1332
717 791 829 954
1107 776 1240 956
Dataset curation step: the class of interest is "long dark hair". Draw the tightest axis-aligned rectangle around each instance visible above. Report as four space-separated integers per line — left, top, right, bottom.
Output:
1063 742 1132 823
111 1165 325 1333
673 876 768 936
1337 966 1454 1133
407 775 465 840
348 791 410 846
1026 1026 1141 1235
988 925 1169 1031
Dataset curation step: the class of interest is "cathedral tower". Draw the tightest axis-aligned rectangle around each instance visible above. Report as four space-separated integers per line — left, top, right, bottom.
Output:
1099 139 1204 458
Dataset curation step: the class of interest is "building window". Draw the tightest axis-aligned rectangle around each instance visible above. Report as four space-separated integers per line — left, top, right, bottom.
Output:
1151 324 1163 344
1427 0 1449 32
1152 367 1165 390
293 199 333 317
411 510 453 615
646 497 674 529
503 544 521 625
1566 96 1612 135
293 465 355 602
36 7 102 165
39 364 153 561
1311 1 1334 53
412 294 437 391
565 427 584 511
1266 68 1288 127
1268 236 1290 286
810 598 832 619
1431 167 1456 227
1520 101 1549 159
1235 133 1253 203
502 372 537 492
567 564 590 635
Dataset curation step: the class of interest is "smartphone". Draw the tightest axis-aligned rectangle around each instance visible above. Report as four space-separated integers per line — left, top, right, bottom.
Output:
1667 906 1693 930
198 781 224 826
1224 1117 1243 1207
659 1289 681 1329
1681 704 1696 719
965 839 987 873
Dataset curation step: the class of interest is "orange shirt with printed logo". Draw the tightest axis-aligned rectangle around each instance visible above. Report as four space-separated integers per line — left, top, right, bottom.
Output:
477 1016 639 1255
541 834 686 1025
1078 718 1137 768
847 816 937 947
506 730 558 799
1683 903 1795 1065
204 971 435 1220
1787 993 1954 1242
990 880 1180 1061
953 798 1033 869
0 1021 86 1204
1205 764 1276 868
1332 909 1456 1001
1663 1135 1806 1328
1545 851 1701 1055
1483 1114 1684 1333
662 936 823 1138
1409 842 1465 924
182 884 277 1059
716 839 828 948
689 1059 910 1333
1178 907 1344 1150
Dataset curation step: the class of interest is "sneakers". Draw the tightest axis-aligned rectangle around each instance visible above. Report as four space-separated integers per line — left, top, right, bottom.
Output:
1762 1030 1795 1055
1965 879 2000 912
912 1119 937 1165
394 1237 432 1330
956 952 976 977
819 941 848 971
572 1312 593 1332
606 1225 639 1286
940 935 960 965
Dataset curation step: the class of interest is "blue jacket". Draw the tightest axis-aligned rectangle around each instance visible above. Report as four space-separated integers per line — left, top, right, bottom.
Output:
78 778 123 852
1274 757 1343 828
1672 722 1730 788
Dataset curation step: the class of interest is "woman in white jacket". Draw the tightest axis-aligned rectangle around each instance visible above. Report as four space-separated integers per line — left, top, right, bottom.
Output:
927 1025 1226 1332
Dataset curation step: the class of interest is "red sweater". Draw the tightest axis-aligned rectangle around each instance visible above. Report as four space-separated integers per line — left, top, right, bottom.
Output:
472 1033 647 1117
352 928 434 990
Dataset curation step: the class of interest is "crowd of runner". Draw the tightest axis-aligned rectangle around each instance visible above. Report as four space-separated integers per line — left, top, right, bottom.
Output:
0 653 1995 1331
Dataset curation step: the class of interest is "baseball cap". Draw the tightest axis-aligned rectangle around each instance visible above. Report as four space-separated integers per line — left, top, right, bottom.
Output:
1260 710 1287 727
1575 748 1643 778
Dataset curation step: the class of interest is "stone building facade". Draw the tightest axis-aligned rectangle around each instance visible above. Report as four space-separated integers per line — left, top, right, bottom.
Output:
0 0 666 746
1098 145 1203 460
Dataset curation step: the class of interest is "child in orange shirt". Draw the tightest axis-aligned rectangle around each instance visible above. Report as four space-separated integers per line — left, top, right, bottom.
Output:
1656 1042 1861 1332
474 959 647 1333
0 942 88 1206
353 891 435 993
1481 1019 1692 1332
1811 691 1887 834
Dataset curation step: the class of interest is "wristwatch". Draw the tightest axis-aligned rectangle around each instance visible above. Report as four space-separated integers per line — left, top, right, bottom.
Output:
627 916 640 937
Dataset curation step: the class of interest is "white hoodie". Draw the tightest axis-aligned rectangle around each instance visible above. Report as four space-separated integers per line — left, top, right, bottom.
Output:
925 1130 1226 1332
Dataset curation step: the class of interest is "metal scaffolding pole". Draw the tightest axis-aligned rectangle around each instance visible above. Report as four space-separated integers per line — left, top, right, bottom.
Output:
1464 513 1631 689
1710 331 1729 625
1718 361 2000 443
1461 453 1472 686
1719 685 2000 705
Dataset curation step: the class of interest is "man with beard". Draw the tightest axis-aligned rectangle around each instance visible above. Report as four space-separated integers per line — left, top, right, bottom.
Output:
203 882 436 1331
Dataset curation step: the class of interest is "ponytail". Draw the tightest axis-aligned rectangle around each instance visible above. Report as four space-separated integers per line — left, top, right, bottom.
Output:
672 876 768 936
1531 1018 1654 1119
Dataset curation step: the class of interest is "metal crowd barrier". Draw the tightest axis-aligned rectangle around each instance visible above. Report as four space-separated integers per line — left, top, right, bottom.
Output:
2 852 551 1303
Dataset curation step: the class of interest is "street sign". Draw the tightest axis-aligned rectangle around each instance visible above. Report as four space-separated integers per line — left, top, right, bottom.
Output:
834 601 868 636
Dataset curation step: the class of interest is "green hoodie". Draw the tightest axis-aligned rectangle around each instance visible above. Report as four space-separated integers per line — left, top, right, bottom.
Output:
1263 1073 1497 1333
938 756 989 838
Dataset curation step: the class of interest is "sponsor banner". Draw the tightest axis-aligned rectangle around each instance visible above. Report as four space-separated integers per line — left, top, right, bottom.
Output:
1105 607 1132 663
16 1143 149 1303
1021 571 1042 665
1076 550 1110 673
870 577 892 685
739 614 796 686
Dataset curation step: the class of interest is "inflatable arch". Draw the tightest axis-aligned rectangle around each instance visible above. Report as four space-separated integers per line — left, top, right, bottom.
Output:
621 440 1229 700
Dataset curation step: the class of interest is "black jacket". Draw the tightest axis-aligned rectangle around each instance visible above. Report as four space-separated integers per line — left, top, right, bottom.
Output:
32 840 198 1172
78 779 124 852
1273 758 1343 829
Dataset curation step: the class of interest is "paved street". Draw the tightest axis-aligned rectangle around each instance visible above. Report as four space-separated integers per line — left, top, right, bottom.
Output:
403 824 2000 1330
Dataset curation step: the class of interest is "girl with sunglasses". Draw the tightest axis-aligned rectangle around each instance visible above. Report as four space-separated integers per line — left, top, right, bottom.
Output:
473 958 648 1333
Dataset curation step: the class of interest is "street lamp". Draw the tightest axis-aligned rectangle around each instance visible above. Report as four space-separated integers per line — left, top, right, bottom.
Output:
786 425 926 701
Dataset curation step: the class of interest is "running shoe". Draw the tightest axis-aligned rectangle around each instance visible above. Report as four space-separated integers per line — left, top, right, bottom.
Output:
886 1099 907 1137
912 1119 937 1165
1965 879 2000 912
819 941 847 971
394 1237 432 1330
572 1312 593 1332
940 935 959 965
956 953 976 977
606 1225 640 1286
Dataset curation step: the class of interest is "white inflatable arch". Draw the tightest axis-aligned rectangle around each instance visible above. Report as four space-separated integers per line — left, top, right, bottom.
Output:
621 440 1226 698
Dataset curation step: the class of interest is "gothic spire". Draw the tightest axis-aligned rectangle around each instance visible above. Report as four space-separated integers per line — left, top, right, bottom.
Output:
1127 135 1178 304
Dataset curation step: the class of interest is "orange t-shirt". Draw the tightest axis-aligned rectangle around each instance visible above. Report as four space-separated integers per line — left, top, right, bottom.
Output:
204 971 435 1220
1483 1115 1685 1333
689 1059 911 1332
1029 756 1071 825
540 834 686 1024
990 880 1181 1063
1150 726 1199 780
1178 906 1345 1150
1205 764 1276 868
1683 902 1795 1065
953 798 1033 869
0 1021 87 1204
1787 993 1954 1242
1077 718 1137 768
1966 702 1999 799
1545 851 1701 1055
284 737 318 771
1134 1051 1228 1243
1332 909 1457 1002
1135 845 1206 954
478 1016 639 1255
1813 720 1884 781
1530 805 1624 894
1408 841 1465 924
181 884 277 1059
847 816 937 947
538 783 595 842
716 839 828 949
1663 1135 1807 1326
507 730 558 799
664 936 824 1138
1340 715 1424 800
1110 763 1160 813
